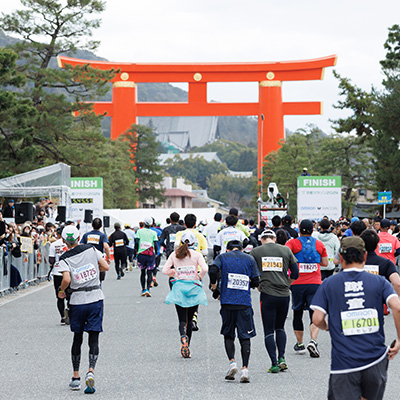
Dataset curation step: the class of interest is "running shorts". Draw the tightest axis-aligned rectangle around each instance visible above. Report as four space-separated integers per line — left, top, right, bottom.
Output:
69 300 104 333
220 307 256 339
137 253 156 270
291 284 319 311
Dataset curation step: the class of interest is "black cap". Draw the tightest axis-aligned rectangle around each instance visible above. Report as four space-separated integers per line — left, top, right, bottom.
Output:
300 219 313 234
226 240 243 251
380 219 391 229
282 215 292 224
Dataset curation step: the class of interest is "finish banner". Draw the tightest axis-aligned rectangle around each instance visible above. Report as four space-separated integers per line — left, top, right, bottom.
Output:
297 176 341 220
70 177 103 223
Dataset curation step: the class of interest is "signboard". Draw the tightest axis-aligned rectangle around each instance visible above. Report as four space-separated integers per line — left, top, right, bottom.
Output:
378 191 392 205
297 176 342 220
70 178 103 224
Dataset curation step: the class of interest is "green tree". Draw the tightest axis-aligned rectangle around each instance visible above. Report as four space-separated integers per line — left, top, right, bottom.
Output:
0 0 116 168
121 124 165 205
0 47 38 176
164 155 228 189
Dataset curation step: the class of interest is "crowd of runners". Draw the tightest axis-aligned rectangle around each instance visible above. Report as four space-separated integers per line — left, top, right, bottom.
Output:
43 209 400 399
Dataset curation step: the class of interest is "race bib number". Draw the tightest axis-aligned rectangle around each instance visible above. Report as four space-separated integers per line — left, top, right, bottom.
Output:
176 265 197 279
364 265 379 275
341 308 379 336
298 263 319 273
115 239 124 247
227 273 249 291
262 257 283 272
379 243 392 253
73 263 97 284
87 235 100 245
169 233 176 243
140 241 152 250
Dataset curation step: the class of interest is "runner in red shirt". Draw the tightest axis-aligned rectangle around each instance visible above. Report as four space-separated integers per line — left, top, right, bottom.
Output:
286 219 328 358
376 219 400 264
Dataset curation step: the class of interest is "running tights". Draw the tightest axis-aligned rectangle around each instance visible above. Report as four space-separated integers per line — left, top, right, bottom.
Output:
260 293 290 365
114 252 127 276
224 336 251 368
140 269 153 290
175 305 197 343
293 309 314 332
71 331 100 372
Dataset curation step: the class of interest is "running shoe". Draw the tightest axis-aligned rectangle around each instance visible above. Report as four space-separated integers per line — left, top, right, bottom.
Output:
141 290 146 296
293 342 306 355
225 361 238 380
129 264 133 271
152 277 159 287
60 318 66 325
144 289 152 297
69 377 81 391
121 269 125 277
180 335 191 358
117 275 121 280
267 364 280 374
64 309 70 325
84 371 95 394
192 315 199 331
307 339 320 358
278 357 288 371
240 368 250 383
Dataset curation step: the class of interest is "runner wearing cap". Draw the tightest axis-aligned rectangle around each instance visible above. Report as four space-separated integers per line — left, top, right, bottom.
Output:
210 239 259 382
135 217 159 296
162 230 208 359
376 219 400 264
57 225 109 393
311 237 400 400
250 229 299 373
286 219 328 357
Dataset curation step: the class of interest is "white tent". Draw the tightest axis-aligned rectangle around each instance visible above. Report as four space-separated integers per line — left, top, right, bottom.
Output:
0 163 71 207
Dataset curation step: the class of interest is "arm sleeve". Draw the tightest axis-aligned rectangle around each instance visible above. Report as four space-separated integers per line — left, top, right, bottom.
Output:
209 256 222 284
80 233 86 244
162 253 175 276
159 229 167 247
289 262 299 280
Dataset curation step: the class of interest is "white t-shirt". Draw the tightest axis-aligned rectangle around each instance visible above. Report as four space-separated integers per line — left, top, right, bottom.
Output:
214 226 246 254
202 221 221 249
57 245 104 305
50 238 69 276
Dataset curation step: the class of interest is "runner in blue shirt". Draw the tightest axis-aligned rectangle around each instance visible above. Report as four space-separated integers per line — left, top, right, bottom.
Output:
210 240 260 383
311 237 400 400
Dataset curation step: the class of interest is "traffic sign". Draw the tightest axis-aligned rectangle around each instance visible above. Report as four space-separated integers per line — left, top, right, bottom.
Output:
378 191 392 204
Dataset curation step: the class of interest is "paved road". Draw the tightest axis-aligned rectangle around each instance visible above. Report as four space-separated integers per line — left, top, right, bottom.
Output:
1 265 400 399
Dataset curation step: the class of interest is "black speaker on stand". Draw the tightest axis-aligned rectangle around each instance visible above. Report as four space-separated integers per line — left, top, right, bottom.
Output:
15 202 34 224
84 209 93 224
103 216 110 228
56 206 66 223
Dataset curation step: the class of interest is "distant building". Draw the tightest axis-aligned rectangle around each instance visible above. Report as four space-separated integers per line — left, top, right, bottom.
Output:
161 177 196 209
139 116 219 150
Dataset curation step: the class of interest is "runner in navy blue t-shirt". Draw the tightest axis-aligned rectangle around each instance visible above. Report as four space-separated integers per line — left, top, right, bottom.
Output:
210 240 260 383
311 237 400 400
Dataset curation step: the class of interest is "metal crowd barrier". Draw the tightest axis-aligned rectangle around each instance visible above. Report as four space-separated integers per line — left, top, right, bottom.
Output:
0 242 50 295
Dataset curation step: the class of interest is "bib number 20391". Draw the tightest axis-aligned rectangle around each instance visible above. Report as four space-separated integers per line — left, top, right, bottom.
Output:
227 273 249 291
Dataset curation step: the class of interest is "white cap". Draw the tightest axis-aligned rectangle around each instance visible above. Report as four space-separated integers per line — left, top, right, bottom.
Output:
144 216 153 226
62 225 80 242
181 231 196 246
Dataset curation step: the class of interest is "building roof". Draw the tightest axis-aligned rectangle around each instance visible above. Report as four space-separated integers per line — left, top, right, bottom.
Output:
159 152 222 165
139 116 218 148
164 188 197 198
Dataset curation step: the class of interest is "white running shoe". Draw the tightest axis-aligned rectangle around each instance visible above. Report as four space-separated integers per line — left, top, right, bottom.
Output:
69 378 81 391
240 368 250 383
225 362 238 380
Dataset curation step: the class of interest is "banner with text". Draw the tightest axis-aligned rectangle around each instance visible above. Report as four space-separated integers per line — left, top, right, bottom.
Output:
297 176 342 220
70 177 103 224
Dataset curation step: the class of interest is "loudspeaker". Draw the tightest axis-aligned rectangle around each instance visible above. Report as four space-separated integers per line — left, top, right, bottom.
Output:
15 201 34 224
84 209 93 224
56 206 66 223
103 216 110 228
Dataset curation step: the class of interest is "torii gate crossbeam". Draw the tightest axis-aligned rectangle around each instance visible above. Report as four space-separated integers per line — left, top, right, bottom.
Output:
58 55 337 182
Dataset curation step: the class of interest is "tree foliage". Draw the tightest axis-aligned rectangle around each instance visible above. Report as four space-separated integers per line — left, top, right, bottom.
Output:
121 124 165 205
191 139 257 172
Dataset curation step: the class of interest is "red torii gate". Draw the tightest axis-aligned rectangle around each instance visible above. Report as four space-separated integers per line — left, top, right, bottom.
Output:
58 55 337 180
